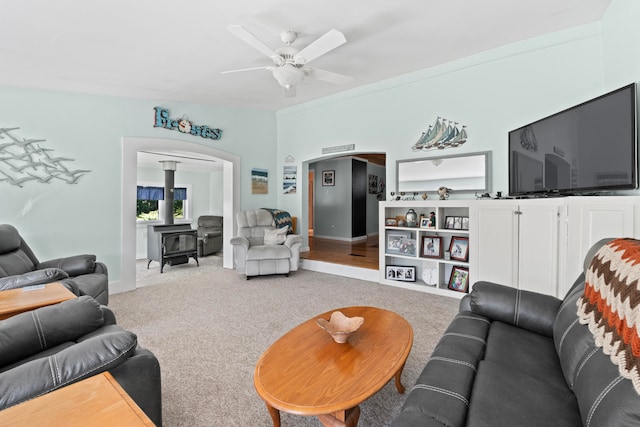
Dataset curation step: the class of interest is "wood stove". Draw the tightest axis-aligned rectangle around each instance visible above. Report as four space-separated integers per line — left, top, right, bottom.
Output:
147 224 199 273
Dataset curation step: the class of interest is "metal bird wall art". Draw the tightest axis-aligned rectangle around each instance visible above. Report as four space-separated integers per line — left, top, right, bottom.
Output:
0 127 90 188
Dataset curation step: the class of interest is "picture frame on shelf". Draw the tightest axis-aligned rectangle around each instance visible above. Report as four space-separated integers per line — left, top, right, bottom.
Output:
453 217 463 229
420 236 443 259
385 218 398 226
461 217 469 230
322 170 335 186
420 212 436 229
448 266 469 293
386 265 416 282
444 216 456 229
387 232 415 255
449 236 469 262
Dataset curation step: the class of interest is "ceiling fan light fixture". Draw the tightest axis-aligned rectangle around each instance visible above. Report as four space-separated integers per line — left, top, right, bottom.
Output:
272 64 305 89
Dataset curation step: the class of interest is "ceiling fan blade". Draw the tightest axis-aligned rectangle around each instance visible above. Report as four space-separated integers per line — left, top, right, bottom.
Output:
307 67 354 85
227 25 279 60
220 66 271 74
294 29 346 65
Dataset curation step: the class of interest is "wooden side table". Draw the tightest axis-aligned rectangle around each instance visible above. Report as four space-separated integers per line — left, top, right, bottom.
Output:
0 282 76 320
0 372 154 426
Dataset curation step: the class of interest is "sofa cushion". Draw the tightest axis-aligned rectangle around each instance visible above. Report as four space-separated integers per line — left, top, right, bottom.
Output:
71 273 109 304
263 227 288 245
0 224 22 254
553 274 593 390
37 254 96 277
0 250 36 278
0 330 137 411
484 322 567 390
571 342 640 426
246 245 291 261
0 296 104 368
0 268 69 290
469 281 561 337
391 311 490 427
467 360 582 427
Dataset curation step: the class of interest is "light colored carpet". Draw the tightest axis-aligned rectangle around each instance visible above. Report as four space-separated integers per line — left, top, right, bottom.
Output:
109 255 459 426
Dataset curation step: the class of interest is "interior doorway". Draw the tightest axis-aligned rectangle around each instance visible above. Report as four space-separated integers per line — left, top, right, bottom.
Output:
120 137 239 295
302 153 385 270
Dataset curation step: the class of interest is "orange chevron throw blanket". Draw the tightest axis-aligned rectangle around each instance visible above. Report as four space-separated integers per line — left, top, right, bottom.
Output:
577 238 640 394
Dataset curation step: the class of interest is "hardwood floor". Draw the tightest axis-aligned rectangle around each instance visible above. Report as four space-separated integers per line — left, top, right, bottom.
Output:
301 236 379 270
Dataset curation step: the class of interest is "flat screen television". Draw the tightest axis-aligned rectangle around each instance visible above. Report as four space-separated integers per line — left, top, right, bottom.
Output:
508 83 638 197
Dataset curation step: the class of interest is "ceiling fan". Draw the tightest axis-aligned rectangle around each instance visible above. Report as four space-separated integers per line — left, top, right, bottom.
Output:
222 25 353 97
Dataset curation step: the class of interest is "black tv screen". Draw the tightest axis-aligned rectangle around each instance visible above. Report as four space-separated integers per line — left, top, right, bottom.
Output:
508 83 638 196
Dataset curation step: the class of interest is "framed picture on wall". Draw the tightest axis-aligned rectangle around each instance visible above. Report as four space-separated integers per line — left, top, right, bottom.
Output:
322 170 335 186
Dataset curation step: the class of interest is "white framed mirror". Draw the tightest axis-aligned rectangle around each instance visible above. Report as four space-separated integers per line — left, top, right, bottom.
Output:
397 151 491 193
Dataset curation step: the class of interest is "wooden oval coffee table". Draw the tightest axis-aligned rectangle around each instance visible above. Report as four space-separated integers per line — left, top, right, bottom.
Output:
254 306 413 427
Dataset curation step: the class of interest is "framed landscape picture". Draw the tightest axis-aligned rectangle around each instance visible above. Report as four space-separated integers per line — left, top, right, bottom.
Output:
448 266 469 293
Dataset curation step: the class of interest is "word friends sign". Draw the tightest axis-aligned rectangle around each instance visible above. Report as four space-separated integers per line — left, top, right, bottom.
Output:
153 107 222 140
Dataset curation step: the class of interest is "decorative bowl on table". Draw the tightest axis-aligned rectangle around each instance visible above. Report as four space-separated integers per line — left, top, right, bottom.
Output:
316 311 364 344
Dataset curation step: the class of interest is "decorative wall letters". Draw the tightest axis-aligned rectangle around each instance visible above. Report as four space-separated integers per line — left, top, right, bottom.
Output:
153 107 223 140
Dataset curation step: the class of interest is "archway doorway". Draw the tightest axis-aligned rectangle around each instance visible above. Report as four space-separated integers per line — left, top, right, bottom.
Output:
302 153 385 272
120 137 239 294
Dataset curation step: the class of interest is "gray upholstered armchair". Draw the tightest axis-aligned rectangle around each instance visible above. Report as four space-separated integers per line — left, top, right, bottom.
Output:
0 224 109 305
197 215 223 256
230 209 302 279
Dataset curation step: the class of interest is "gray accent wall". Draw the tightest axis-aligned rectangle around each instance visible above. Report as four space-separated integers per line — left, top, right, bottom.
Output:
311 157 383 241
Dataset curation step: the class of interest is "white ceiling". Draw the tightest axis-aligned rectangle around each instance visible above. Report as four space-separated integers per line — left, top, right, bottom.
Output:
1 0 613 112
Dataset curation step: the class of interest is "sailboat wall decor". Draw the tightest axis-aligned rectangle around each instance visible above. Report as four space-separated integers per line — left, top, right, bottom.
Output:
411 117 468 151
0 127 90 187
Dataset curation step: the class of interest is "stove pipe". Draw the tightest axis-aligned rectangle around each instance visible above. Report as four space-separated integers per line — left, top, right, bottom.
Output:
160 160 179 225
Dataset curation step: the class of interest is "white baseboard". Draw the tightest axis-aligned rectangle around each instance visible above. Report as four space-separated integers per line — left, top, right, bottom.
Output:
301 259 378 282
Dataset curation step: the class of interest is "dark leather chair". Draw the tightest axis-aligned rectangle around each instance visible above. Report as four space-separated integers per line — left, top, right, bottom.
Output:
197 215 223 256
0 224 109 305
0 296 162 426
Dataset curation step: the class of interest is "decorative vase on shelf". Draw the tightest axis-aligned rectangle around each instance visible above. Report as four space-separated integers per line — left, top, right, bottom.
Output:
406 209 418 227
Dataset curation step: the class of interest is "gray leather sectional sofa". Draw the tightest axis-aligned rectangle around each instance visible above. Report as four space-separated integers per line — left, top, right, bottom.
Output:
0 224 109 305
0 296 162 425
391 238 640 426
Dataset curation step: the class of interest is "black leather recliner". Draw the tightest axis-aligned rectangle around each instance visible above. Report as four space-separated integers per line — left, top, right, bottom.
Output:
0 296 162 426
0 224 109 305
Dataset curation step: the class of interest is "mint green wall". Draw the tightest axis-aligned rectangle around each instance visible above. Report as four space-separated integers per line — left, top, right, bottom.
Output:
276 0 640 239
0 88 276 281
1 0 639 286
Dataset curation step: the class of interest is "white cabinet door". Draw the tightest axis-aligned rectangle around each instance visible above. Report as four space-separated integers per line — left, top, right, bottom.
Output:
471 202 519 288
472 201 560 296
563 198 636 296
517 204 559 296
